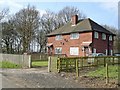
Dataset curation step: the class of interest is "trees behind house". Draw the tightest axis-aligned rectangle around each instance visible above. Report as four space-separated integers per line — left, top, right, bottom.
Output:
2 19 17 53
116 30 120 53
0 8 9 22
0 8 9 53
58 6 86 24
34 6 86 53
2 6 86 54
13 5 40 53
2 5 119 54
102 25 120 53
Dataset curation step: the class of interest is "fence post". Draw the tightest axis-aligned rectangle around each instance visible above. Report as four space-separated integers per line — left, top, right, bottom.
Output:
104 57 106 67
48 56 51 72
57 57 61 73
81 58 83 69
106 62 109 84
96 57 98 66
76 59 79 78
112 57 114 65
66 59 68 72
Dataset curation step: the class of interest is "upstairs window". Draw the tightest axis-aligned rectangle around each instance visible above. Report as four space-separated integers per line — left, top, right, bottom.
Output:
70 33 79 39
55 47 62 54
102 33 106 40
94 32 98 39
56 35 62 40
109 35 113 41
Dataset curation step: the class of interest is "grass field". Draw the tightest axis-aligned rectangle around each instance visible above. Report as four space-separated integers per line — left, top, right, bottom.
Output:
32 60 48 67
87 65 118 79
0 61 21 68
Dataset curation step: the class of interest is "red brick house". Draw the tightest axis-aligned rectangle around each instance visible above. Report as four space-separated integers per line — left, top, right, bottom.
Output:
47 15 115 57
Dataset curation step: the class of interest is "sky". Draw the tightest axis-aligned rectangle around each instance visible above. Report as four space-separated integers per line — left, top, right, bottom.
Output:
0 0 119 29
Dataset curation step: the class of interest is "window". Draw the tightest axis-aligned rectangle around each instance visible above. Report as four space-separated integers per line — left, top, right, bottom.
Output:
94 32 98 39
102 33 106 40
70 33 79 39
56 35 62 40
55 47 62 54
70 47 79 55
109 35 112 41
93 48 96 53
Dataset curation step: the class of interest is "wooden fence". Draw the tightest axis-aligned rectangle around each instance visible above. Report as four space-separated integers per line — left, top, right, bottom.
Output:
31 53 48 61
57 56 120 73
48 56 120 84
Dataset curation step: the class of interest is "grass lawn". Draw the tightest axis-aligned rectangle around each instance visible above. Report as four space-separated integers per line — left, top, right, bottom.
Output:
0 61 21 68
32 60 48 67
87 65 118 79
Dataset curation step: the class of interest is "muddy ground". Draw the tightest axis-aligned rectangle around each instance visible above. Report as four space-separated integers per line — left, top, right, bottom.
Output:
57 66 119 88
1 67 119 88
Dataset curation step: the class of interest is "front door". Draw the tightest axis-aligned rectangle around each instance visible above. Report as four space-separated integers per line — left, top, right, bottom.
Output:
84 47 92 56
84 47 89 56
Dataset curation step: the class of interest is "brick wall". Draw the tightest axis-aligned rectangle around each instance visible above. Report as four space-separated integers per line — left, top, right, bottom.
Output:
47 32 92 57
93 32 114 55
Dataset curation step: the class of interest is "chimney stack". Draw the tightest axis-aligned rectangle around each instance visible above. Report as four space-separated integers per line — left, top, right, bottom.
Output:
71 15 78 26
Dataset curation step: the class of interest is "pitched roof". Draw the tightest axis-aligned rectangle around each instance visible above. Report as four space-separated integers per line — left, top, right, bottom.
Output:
47 18 115 36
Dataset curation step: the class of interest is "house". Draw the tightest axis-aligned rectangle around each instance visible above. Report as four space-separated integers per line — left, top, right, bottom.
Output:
47 15 115 57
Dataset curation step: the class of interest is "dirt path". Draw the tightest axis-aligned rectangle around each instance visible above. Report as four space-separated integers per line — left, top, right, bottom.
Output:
1 68 83 88
1 67 118 88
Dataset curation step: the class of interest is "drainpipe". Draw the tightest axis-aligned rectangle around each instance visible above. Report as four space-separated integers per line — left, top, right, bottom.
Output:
108 35 109 56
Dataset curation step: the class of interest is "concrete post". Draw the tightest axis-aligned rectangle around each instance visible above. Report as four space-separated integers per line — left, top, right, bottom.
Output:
48 56 51 72
28 55 31 68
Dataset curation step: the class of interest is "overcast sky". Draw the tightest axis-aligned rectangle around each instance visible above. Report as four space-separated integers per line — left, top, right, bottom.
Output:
0 0 119 29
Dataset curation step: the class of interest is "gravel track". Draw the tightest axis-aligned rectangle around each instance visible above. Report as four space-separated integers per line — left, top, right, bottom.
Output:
1 68 83 88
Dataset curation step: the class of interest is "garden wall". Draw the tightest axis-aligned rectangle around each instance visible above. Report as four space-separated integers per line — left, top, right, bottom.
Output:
0 53 31 68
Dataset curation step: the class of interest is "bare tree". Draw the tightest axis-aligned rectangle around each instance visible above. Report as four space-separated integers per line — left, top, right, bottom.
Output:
40 10 57 34
58 6 86 24
0 8 9 22
2 19 18 53
41 6 86 34
102 25 117 34
35 30 46 53
13 5 40 53
116 30 120 53
0 8 9 53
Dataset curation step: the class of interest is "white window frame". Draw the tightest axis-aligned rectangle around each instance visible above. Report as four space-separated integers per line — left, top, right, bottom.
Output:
70 47 79 55
94 32 98 39
102 33 106 40
70 33 79 39
55 47 62 54
109 35 113 41
55 35 62 40
93 48 96 53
